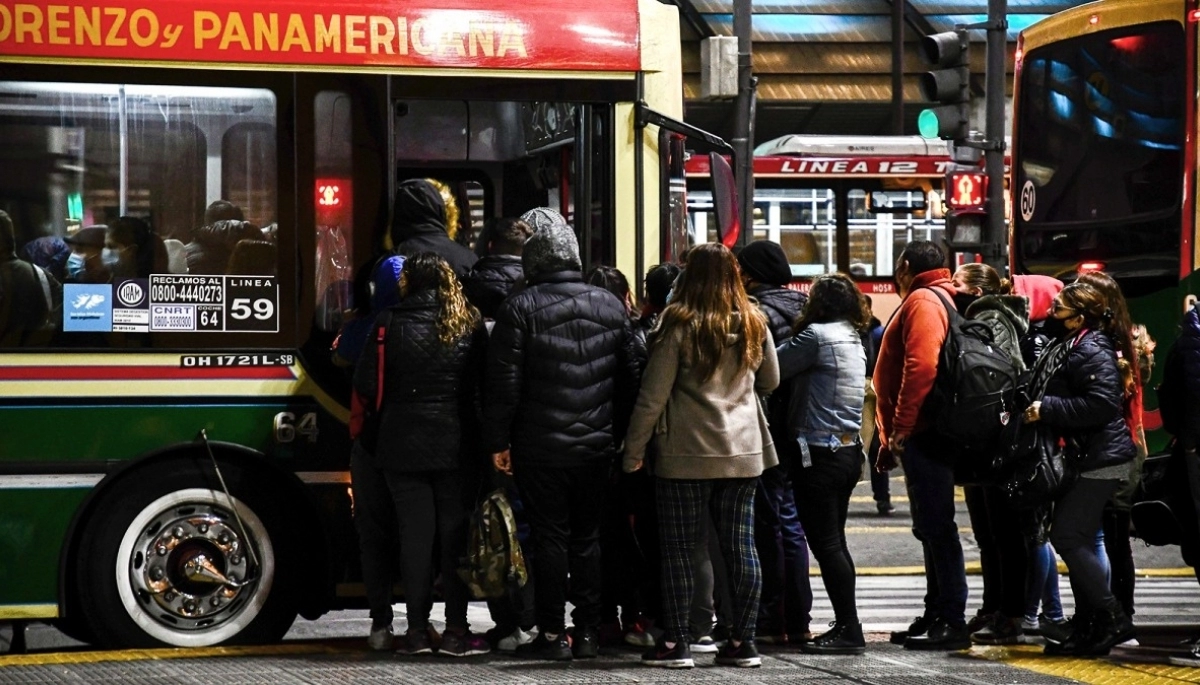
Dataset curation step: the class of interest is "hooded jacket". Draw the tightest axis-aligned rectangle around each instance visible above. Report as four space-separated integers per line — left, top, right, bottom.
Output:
463 254 523 319
623 312 779 479
481 270 635 467
748 284 806 343
1040 329 1136 473
873 269 956 444
354 288 487 472
390 180 477 278
965 293 1030 372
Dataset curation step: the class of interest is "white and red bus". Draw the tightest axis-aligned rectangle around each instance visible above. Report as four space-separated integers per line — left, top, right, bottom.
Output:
686 135 958 318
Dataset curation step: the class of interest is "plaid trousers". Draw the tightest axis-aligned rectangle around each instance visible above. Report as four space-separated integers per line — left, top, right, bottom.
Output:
656 477 761 643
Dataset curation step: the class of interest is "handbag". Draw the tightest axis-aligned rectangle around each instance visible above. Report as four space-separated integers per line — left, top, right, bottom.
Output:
998 345 1075 509
999 421 1075 510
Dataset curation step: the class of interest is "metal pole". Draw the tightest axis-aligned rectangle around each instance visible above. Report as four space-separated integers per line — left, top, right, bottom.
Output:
733 0 756 246
891 0 904 134
984 0 1008 271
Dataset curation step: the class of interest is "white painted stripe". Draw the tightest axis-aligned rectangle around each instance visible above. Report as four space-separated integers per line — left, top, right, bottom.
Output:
0 474 103 489
296 472 351 484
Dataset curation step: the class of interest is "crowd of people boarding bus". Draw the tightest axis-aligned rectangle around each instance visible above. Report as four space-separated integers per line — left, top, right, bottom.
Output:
327 175 1175 667
0 176 1174 663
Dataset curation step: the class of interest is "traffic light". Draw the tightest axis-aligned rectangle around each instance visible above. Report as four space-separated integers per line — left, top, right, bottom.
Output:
918 28 970 142
943 167 987 250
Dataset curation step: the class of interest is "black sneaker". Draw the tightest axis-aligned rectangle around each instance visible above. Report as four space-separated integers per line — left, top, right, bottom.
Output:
715 639 761 667
877 500 896 516
572 627 599 659
890 614 935 645
971 615 1023 646
1039 616 1072 644
903 618 971 651
515 632 572 661
641 640 694 668
800 622 865 655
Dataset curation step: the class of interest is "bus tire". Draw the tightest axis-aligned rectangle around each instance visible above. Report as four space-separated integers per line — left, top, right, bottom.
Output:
73 461 299 648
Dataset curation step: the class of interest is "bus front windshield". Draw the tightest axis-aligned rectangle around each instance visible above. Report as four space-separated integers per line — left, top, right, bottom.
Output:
1015 21 1184 282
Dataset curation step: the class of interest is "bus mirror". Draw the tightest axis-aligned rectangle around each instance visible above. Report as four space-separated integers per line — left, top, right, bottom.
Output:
709 152 740 248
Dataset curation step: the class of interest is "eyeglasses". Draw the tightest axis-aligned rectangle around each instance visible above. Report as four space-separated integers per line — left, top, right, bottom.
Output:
1051 302 1078 316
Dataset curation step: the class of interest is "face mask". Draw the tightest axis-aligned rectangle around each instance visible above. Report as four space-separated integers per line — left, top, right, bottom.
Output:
101 247 121 268
1042 315 1073 340
66 253 85 279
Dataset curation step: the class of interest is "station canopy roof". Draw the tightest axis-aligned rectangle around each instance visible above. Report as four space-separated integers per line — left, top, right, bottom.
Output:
665 0 1087 138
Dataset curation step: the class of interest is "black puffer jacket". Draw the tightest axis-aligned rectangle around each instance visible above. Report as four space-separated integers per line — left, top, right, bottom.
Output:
391 180 478 278
463 254 523 319
354 289 487 472
482 271 634 467
749 285 806 342
1040 329 1135 473
749 284 805 462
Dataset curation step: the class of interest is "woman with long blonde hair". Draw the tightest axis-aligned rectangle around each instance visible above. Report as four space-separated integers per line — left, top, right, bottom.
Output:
353 252 489 656
624 242 779 669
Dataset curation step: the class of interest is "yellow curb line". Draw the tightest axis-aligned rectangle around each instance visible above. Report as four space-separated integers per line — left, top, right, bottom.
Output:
968 643 1200 683
0 642 353 667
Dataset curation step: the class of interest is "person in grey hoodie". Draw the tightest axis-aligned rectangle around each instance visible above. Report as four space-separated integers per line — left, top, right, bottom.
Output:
483 209 634 661
624 242 778 670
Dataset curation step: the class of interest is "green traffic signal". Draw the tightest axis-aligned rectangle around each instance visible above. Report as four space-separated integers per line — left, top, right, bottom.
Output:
918 109 940 139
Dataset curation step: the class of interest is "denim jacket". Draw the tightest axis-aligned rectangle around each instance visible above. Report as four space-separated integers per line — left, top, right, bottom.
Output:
776 320 867 449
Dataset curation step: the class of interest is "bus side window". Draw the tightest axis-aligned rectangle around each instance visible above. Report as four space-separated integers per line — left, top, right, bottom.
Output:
314 92 354 333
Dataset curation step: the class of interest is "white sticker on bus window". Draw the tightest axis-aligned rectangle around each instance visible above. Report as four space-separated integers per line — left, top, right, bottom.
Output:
147 275 279 333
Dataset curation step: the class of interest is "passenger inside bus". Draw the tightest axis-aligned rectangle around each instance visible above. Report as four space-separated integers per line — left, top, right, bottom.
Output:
0 209 61 346
105 216 169 280
63 227 111 284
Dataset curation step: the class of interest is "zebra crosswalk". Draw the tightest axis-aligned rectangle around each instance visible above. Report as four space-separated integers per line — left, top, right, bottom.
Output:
819 576 1200 632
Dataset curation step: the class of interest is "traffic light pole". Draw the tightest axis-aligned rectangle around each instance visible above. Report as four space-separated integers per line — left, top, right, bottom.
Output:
733 0 756 248
982 0 1008 272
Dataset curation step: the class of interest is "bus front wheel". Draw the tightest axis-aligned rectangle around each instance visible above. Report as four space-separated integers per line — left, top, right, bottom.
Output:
74 462 299 648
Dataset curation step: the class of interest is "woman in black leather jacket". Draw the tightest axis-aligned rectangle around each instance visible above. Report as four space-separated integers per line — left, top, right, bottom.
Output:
1023 281 1136 657
353 252 490 656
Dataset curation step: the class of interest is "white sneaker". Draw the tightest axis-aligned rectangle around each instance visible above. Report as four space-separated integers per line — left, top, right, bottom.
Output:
689 634 720 654
498 627 535 652
367 625 394 651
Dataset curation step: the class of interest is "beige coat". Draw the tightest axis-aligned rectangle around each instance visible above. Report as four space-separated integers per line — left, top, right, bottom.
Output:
623 315 779 479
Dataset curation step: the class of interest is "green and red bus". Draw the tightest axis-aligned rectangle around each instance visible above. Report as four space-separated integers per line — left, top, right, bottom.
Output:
1012 0 1191 450
0 0 685 648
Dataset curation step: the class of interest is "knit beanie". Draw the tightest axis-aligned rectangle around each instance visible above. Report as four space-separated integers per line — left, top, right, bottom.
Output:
520 208 581 280
737 240 792 286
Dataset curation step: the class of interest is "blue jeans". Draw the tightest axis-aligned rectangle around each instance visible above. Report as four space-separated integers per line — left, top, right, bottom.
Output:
1024 541 1064 623
901 432 967 625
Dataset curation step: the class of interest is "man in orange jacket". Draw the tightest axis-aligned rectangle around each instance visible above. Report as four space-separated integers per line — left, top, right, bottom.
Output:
873 240 969 651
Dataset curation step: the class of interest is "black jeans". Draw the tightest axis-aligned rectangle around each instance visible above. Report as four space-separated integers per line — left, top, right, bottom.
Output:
964 484 1028 619
385 469 470 632
1102 506 1135 617
755 455 813 635
1051 477 1121 617
901 432 967 625
792 443 862 624
514 460 608 634
350 444 400 628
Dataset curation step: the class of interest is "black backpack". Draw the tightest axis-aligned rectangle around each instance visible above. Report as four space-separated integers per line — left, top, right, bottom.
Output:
924 289 1022 453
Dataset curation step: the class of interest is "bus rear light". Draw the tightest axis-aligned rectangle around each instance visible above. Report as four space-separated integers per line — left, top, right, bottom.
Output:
1078 261 1106 273
1190 8 1200 21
